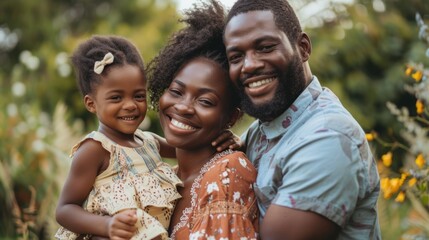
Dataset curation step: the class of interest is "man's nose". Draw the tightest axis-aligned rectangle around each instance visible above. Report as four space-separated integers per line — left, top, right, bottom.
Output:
241 53 264 74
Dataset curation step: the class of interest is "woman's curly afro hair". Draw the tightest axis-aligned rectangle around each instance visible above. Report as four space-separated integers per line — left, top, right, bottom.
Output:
146 0 236 110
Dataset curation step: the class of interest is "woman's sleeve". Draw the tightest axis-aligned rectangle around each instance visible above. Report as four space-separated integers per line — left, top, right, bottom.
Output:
189 151 259 239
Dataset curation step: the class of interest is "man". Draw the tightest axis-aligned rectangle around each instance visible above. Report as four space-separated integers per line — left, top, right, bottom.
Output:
223 0 381 239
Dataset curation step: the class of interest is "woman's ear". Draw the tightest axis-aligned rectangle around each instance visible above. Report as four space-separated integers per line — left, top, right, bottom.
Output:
226 107 242 129
84 95 96 113
298 32 311 62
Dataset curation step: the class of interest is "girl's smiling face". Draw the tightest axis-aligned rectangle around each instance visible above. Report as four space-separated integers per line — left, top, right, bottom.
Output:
85 64 147 141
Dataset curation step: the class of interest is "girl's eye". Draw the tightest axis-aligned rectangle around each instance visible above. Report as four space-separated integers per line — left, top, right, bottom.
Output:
109 96 121 101
135 94 146 101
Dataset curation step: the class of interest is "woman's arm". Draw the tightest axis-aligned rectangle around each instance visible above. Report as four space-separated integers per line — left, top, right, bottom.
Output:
55 140 137 238
149 132 176 158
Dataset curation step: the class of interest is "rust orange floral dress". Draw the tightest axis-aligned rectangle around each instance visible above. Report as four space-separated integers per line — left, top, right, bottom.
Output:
171 150 259 240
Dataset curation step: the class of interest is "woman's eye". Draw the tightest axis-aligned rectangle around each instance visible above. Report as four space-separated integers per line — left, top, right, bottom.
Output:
168 88 182 96
199 99 214 106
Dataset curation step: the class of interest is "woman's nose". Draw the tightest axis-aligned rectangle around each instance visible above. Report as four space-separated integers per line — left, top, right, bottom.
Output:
174 101 195 114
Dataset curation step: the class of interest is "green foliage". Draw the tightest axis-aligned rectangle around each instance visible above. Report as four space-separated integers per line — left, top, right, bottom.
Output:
0 0 182 130
307 0 429 138
1 0 429 238
0 0 183 238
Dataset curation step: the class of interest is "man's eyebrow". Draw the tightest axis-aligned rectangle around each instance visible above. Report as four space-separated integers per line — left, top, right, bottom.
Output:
226 35 280 52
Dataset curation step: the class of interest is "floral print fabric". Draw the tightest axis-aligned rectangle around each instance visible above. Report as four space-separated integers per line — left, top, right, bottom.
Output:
172 150 259 240
55 129 182 240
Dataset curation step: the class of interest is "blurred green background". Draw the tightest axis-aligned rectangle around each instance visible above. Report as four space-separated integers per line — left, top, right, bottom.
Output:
1 0 428 239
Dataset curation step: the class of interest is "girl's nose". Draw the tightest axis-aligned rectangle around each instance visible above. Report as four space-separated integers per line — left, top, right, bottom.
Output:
123 100 137 111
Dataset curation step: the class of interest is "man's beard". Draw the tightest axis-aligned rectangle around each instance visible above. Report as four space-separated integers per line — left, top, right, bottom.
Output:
238 55 306 122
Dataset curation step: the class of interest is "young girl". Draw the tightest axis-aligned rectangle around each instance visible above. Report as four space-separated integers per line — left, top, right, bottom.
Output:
146 1 259 239
55 35 182 240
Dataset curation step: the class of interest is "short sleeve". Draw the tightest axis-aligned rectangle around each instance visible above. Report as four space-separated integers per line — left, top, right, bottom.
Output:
273 130 366 227
189 151 259 239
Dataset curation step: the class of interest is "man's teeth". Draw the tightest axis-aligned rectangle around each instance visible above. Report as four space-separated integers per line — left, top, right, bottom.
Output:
248 78 275 88
171 119 195 130
121 116 137 120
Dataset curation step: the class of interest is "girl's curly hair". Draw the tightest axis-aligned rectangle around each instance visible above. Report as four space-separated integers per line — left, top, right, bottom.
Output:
147 0 236 110
72 35 145 96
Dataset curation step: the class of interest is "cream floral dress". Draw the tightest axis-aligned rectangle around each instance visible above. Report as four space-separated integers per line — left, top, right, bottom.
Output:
55 129 182 240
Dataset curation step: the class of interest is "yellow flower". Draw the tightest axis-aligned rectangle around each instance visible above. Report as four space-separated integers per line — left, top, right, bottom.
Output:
400 173 407 185
405 66 413 76
380 178 392 199
411 71 423 82
395 191 406 203
389 178 402 192
381 151 393 167
408 177 417 187
415 154 426 169
416 99 424 114
380 177 403 199
365 133 375 141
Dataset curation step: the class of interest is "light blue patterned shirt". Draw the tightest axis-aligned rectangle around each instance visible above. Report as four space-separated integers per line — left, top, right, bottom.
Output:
242 76 381 239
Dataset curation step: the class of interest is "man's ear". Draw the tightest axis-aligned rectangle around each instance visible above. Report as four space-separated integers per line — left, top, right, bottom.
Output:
84 95 96 113
298 32 311 62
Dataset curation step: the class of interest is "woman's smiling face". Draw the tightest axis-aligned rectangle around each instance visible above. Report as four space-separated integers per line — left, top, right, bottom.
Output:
159 57 233 150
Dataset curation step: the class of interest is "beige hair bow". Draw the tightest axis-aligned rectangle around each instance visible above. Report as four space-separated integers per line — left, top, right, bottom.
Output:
94 52 114 74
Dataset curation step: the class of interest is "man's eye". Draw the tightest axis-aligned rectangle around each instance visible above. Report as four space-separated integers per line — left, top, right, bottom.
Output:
259 45 275 52
229 54 243 64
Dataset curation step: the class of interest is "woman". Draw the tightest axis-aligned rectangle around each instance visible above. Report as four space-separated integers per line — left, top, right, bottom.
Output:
146 0 259 239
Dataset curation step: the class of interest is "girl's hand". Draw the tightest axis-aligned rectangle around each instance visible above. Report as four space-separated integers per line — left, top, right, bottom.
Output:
107 209 138 240
212 129 242 152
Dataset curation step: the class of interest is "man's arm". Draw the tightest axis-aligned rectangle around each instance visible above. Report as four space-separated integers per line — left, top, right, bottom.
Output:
261 204 340 240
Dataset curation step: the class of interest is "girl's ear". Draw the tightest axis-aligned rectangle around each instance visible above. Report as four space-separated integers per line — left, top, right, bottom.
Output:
84 95 96 113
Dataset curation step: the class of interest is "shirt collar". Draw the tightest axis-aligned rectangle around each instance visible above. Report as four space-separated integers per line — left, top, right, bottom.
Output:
258 76 323 139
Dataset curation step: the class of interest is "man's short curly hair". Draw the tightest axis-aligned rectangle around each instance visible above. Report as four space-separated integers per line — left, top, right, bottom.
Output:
225 0 302 43
147 0 239 111
71 35 145 96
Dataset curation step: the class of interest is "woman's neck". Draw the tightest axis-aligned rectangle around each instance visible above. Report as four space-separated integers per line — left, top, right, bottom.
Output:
175 147 217 182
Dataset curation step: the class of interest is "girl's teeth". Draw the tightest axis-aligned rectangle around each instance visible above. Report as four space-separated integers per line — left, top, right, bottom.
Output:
171 119 195 130
121 116 136 120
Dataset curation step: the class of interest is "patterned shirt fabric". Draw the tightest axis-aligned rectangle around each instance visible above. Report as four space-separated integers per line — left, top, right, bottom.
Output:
242 76 381 240
171 150 259 240
55 129 182 240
